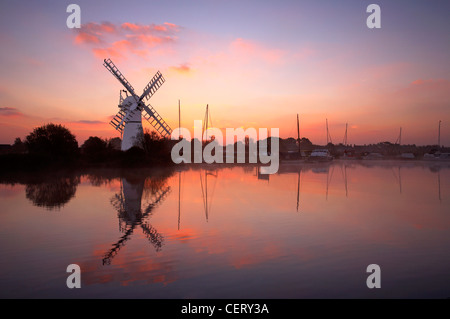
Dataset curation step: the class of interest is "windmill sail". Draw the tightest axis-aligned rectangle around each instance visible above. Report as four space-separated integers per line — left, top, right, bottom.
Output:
141 103 172 138
110 107 142 133
110 109 128 132
140 71 165 101
103 59 137 97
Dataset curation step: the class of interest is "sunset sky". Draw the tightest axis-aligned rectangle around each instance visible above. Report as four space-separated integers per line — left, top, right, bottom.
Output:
0 0 449 146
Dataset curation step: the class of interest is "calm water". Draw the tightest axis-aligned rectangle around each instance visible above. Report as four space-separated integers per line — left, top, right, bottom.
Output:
0 161 449 298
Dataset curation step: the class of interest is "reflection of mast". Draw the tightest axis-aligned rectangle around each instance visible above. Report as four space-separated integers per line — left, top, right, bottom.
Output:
178 171 181 230
200 169 218 222
326 165 334 200
104 177 171 265
340 164 348 198
391 166 402 194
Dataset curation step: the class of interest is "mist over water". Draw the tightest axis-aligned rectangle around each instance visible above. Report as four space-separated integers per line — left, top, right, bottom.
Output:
0 161 449 298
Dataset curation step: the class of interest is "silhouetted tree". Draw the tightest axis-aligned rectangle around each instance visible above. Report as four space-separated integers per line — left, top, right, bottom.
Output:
81 136 107 162
140 130 173 163
82 136 107 152
25 123 78 161
300 137 313 150
107 137 122 150
11 137 26 154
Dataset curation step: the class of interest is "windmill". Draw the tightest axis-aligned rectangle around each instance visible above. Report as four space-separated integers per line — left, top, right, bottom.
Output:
104 58 172 151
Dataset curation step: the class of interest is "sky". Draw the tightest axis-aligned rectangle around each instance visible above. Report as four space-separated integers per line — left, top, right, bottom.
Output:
0 0 449 146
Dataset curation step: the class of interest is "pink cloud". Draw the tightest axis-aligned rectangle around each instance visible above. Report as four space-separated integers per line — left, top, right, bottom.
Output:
0 107 23 117
164 22 179 30
120 22 179 34
75 22 118 44
75 32 101 44
93 47 123 60
170 63 191 74
121 22 142 32
74 21 181 60
411 78 449 88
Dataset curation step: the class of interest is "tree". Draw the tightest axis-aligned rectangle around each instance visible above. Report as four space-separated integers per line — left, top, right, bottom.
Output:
137 129 174 164
81 136 107 162
11 137 27 153
299 137 313 151
25 123 78 160
107 137 122 150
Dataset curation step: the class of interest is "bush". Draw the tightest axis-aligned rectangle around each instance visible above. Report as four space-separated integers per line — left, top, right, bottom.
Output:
81 136 108 162
25 123 79 161
141 130 173 164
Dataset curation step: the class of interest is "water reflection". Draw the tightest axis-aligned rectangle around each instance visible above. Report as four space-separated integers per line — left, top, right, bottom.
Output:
0 161 449 298
199 168 218 222
103 172 171 265
25 176 80 210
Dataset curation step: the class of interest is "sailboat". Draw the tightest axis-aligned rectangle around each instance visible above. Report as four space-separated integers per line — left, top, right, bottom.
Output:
307 119 333 162
308 149 333 162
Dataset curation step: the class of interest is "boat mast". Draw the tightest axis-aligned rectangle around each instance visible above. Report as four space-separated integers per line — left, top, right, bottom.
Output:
297 114 300 154
178 99 181 140
395 127 402 145
326 118 332 145
202 104 209 143
438 120 441 147
343 123 348 146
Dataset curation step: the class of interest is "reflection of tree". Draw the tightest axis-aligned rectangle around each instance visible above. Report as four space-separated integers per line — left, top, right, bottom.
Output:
103 174 171 266
26 176 80 210
86 174 110 187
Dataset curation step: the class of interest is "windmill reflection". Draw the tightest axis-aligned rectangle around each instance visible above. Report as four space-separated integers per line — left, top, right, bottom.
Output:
103 174 171 265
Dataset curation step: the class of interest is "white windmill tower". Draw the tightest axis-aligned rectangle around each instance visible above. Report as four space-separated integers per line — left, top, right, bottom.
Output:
103 58 172 151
